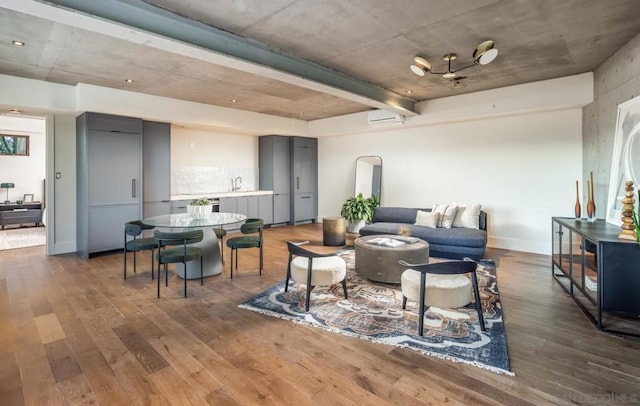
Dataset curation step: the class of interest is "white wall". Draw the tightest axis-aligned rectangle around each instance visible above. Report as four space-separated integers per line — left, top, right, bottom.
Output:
0 115 45 202
171 126 258 195
319 109 583 254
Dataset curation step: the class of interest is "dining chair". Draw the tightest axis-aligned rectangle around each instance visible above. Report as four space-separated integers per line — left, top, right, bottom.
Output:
154 229 204 298
399 259 485 336
124 220 156 280
226 218 264 278
213 227 227 263
285 241 347 311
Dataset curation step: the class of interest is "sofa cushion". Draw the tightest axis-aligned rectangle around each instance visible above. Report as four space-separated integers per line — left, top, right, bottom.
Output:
453 203 482 229
414 210 438 228
434 203 458 228
372 207 429 224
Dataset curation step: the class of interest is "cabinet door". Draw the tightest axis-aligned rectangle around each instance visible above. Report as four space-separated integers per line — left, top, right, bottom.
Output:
143 121 171 202
89 204 140 252
273 136 291 194
88 130 141 206
219 197 237 213
237 197 249 216
247 196 259 219
273 193 290 224
293 144 316 194
294 193 315 222
258 195 274 225
144 201 171 218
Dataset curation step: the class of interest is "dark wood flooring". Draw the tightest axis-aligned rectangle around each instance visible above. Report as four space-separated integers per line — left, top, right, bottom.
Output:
1 223 640 405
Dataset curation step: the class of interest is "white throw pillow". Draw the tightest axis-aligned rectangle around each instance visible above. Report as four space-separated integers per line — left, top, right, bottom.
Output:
438 203 458 228
414 210 438 228
432 204 448 227
452 203 482 229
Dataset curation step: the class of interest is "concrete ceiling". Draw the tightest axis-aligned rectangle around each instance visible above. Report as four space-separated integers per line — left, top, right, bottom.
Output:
1 0 640 121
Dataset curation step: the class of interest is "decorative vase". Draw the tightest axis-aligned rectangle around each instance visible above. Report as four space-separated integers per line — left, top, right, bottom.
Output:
574 180 581 219
187 204 212 219
618 180 638 241
346 219 365 234
586 172 596 222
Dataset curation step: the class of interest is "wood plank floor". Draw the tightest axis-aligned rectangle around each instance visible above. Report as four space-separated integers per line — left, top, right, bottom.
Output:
1 223 640 405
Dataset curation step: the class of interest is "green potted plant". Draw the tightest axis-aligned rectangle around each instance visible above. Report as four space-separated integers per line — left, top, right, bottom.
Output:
187 197 213 219
341 193 379 233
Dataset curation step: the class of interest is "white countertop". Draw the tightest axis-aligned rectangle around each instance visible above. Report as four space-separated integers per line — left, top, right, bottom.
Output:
171 190 273 201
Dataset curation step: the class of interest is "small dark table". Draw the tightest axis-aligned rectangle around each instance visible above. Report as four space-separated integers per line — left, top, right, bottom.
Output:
0 202 43 229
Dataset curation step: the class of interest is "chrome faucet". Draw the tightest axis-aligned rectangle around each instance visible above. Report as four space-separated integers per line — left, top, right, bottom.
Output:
231 176 242 192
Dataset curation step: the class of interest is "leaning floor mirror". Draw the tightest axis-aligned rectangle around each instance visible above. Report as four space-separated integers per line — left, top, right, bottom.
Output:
355 155 382 200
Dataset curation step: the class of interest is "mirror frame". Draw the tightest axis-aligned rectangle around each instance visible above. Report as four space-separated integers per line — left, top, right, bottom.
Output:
355 155 382 200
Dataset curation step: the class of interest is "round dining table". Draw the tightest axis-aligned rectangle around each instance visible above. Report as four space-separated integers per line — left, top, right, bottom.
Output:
142 212 247 279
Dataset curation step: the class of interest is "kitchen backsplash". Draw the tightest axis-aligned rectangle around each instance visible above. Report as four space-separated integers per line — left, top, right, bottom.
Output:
172 166 257 195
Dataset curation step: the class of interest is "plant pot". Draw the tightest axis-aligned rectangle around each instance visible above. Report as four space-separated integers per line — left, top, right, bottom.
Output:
347 219 366 234
187 204 212 219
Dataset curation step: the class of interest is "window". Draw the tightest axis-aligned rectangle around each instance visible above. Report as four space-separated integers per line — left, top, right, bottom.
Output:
0 135 29 156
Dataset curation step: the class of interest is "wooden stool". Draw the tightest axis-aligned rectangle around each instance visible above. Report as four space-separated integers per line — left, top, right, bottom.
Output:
323 217 346 246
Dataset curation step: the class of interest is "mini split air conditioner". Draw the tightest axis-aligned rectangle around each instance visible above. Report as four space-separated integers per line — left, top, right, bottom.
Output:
367 109 405 125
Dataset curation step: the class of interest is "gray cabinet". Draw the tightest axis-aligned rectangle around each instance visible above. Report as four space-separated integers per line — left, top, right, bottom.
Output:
143 121 171 217
77 112 142 258
219 194 273 231
291 136 317 224
259 135 291 225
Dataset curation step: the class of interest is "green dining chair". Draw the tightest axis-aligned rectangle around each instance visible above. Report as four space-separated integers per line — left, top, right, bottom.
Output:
124 220 156 280
213 227 227 263
226 218 264 278
154 229 204 298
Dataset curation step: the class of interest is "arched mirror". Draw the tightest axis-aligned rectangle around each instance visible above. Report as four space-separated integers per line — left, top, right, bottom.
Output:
355 155 382 200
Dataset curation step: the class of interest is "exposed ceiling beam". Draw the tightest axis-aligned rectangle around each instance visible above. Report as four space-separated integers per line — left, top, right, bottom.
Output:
11 0 417 116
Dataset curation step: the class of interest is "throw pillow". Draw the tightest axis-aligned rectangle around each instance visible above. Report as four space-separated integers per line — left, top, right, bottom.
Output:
452 203 482 229
414 210 438 228
432 204 449 228
441 203 458 228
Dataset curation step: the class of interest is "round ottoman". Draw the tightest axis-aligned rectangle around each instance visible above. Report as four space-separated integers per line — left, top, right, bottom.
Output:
323 217 346 246
290 256 347 286
401 269 472 308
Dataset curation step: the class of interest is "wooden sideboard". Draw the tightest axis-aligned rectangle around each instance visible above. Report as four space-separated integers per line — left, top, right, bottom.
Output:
0 202 43 229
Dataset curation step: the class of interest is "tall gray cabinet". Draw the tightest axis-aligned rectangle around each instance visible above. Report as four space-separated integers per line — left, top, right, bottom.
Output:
143 121 171 218
77 113 143 258
259 135 291 225
259 135 317 225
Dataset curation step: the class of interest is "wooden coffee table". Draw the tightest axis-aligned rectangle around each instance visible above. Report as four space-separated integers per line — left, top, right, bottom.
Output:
354 234 429 283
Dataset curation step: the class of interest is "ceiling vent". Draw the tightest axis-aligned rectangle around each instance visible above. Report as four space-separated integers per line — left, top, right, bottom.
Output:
367 109 405 125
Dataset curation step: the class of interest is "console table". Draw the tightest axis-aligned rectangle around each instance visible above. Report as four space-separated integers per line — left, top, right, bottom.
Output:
552 217 640 336
0 202 43 229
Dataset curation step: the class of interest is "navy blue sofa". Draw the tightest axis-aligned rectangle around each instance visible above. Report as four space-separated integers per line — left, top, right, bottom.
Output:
358 207 488 260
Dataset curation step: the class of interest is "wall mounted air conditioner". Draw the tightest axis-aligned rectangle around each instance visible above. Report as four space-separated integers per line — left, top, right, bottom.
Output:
367 109 405 125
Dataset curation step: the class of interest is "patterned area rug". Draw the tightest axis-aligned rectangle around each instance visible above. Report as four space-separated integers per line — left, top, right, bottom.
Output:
240 249 513 375
0 226 46 250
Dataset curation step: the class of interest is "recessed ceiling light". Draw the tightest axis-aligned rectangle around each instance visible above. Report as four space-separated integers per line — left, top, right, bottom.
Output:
12 40 25 46
405 90 413 94
230 99 238 103
298 112 305 116
124 79 134 83
8 108 22 114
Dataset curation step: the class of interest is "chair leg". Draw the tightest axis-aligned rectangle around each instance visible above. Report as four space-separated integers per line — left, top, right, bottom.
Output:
165 263 169 287
220 236 224 264
285 255 292 292
230 248 234 279
200 257 204 286
341 279 348 299
259 244 263 275
471 272 486 331
305 261 313 311
123 247 127 280
418 273 426 336
402 296 407 310
157 261 161 298
150 248 155 280
184 259 188 298
133 251 137 274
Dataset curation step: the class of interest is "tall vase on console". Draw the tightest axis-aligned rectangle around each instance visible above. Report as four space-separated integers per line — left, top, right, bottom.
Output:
574 180 581 220
586 172 596 222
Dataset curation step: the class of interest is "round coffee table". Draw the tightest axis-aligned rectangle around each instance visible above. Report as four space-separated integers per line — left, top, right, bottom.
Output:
354 234 429 284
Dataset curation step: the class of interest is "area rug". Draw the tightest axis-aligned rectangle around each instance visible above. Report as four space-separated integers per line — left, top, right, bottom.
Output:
0 226 46 250
239 249 513 375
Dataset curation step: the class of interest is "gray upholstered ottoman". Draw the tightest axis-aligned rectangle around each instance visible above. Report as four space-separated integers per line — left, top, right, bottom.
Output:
354 234 429 283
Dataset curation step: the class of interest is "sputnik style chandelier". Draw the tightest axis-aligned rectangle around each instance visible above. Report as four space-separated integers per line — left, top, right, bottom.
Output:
410 40 498 84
